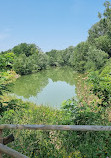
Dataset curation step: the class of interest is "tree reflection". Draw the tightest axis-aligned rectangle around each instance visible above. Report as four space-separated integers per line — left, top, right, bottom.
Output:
10 67 80 100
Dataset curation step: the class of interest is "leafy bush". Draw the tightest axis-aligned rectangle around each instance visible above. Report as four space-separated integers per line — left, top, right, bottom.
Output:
0 71 17 116
85 47 108 71
88 71 111 107
13 50 48 75
0 52 15 70
94 35 111 56
1 98 111 158
61 99 111 158
0 100 69 157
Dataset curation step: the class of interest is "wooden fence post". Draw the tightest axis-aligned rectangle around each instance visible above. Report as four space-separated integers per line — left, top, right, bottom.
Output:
0 129 3 158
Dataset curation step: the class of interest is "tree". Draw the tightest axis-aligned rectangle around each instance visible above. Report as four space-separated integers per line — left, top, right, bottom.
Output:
69 42 89 72
85 47 108 70
13 43 41 57
94 35 111 56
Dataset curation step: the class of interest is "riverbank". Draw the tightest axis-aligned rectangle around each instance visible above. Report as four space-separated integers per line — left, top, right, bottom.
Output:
1 69 111 157
1 94 111 158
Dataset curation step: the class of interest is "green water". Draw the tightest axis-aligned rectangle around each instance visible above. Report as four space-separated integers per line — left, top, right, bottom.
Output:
10 67 79 108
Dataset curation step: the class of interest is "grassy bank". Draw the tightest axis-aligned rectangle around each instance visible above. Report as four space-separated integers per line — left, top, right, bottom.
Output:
0 70 111 158
1 96 111 158
0 97 69 157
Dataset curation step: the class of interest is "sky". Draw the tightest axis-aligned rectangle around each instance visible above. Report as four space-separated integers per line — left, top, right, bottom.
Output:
0 0 106 52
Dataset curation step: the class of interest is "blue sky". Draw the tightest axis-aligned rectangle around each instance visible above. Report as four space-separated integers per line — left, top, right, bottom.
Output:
0 0 106 52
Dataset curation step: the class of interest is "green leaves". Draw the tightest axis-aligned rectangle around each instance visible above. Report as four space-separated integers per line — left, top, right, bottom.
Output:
86 47 108 70
94 35 111 56
13 43 39 57
88 1 111 57
61 98 111 158
88 69 111 107
0 52 15 70
13 50 48 75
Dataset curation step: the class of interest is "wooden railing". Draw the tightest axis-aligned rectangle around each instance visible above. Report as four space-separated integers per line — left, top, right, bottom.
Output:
0 124 111 158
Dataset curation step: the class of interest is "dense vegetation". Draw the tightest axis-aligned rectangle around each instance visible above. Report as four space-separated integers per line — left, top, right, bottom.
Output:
0 98 111 158
0 1 111 157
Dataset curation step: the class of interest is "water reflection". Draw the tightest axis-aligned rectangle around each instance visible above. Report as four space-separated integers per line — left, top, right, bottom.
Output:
10 67 79 107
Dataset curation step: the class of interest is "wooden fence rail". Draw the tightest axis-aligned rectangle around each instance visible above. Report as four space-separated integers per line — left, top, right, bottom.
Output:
0 143 28 158
0 124 111 131
0 124 111 158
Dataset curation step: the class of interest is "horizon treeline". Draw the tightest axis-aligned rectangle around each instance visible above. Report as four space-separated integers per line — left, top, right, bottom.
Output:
0 1 111 75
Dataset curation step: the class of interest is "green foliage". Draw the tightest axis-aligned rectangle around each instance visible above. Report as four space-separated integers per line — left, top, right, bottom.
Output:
103 1 111 19
88 20 107 44
94 35 111 56
85 46 108 70
13 48 48 75
88 70 111 107
0 52 15 70
46 46 74 67
69 42 89 72
0 71 12 96
0 71 18 116
62 99 107 125
1 98 111 157
100 58 111 76
0 43 48 75
61 99 111 158
88 1 111 56
0 100 69 158
13 43 39 57
0 99 20 117
68 44 108 73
